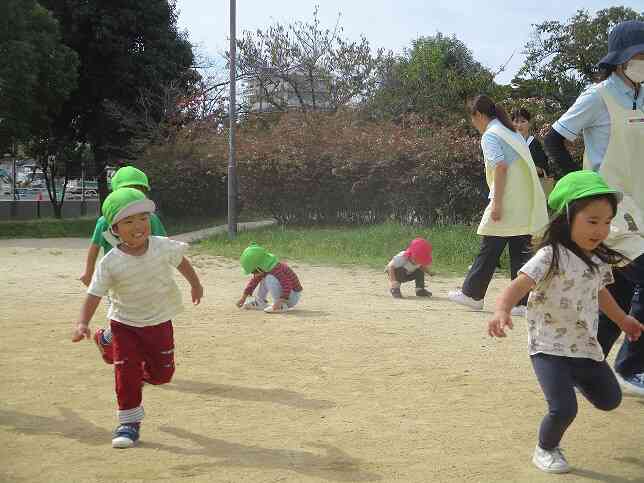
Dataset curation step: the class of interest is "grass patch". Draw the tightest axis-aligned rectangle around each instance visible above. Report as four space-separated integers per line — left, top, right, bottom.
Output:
0 214 232 239
196 223 496 275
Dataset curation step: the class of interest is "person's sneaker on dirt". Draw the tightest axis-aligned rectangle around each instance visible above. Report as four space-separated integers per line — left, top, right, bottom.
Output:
615 372 644 397
510 305 527 317
112 423 140 449
264 302 289 313
532 445 570 473
93 328 114 364
415 288 432 297
447 290 483 310
390 287 403 298
242 297 269 310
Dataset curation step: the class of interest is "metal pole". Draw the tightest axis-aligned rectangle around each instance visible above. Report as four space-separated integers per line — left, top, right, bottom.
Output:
81 161 86 216
227 0 237 239
12 157 16 201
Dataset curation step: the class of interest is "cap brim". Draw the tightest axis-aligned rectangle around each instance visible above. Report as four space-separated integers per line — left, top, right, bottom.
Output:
599 43 644 66
112 199 156 225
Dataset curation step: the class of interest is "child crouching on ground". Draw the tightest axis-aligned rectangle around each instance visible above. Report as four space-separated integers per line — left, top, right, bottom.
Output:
236 243 302 313
386 237 433 298
71 188 203 449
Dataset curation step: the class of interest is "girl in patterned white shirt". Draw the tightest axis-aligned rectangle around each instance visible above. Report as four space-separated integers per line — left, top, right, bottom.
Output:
487 171 644 474
71 188 203 449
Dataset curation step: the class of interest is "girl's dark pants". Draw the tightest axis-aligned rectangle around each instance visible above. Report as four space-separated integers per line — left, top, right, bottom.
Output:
462 235 531 306
531 353 621 450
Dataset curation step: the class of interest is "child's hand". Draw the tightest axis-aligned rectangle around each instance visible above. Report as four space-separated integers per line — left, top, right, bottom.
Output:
79 272 92 287
491 201 503 221
488 311 513 338
72 322 91 342
620 315 644 342
236 296 247 308
191 284 204 305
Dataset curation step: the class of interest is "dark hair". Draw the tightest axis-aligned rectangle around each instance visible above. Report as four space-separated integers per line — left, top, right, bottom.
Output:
511 107 531 122
535 193 626 282
469 95 516 132
596 64 617 82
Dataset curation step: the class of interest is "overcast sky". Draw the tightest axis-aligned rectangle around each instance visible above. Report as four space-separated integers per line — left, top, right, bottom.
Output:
176 1 644 84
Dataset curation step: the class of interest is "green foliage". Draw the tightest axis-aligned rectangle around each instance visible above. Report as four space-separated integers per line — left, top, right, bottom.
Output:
41 0 197 199
197 223 482 275
0 0 78 151
517 6 644 110
365 33 498 121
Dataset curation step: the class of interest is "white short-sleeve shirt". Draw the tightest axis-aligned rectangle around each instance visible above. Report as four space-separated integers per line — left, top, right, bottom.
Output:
520 245 614 361
88 236 188 327
386 251 421 274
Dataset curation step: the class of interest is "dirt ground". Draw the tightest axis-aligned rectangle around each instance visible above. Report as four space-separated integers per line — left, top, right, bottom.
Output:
1 243 643 483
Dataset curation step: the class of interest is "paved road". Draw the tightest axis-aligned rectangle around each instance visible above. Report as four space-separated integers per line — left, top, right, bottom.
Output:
0 219 276 249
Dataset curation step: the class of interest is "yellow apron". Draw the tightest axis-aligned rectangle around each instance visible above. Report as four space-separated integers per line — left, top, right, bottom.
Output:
477 123 549 237
583 87 644 261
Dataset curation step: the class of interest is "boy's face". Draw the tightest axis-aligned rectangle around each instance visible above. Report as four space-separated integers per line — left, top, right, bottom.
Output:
113 212 151 248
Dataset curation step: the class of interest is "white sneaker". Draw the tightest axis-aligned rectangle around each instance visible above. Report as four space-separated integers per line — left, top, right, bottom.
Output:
511 306 527 317
243 298 268 310
532 445 570 474
615 372 644 397
447 290 484 310
264 303 289 313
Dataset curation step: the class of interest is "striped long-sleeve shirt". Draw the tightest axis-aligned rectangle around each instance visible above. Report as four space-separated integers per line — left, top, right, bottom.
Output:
244 262 303 299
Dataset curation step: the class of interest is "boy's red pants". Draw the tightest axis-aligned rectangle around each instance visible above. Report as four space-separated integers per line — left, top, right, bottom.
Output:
111 320 175 423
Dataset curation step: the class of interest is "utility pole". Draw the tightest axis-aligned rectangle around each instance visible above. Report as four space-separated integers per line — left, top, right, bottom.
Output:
227 0 238 239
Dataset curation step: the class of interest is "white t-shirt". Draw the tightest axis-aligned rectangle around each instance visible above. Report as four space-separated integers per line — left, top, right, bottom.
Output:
386 251 420 274
520 245 614 361
88 236 188 327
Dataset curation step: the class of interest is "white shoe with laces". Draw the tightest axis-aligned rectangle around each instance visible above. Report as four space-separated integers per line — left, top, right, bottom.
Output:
510 306 527 317
264 302 289 313
532 445 570 474
447 290 484 310
243 298 269 310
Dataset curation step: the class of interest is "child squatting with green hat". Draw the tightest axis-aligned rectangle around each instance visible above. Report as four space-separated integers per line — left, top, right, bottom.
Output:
486 170 644 474
71 187 204 449
236 243 303 313
79 166 168 365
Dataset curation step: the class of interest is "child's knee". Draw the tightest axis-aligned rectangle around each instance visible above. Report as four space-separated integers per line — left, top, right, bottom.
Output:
594 391 622 411
549 400 577 425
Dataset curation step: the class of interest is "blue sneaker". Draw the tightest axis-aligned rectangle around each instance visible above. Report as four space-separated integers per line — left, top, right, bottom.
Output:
112 423 140 448
616 372 644 397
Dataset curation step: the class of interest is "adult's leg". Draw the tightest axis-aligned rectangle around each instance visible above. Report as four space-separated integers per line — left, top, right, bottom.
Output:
530 354 578 450
597 269 632 357
508 235 532 306
612 254 644 377
462 236 507 301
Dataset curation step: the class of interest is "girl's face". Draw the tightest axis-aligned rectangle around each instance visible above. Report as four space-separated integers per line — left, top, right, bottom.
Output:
570 198 614 254
513 116 530 138
113 213 151 249
470 111 488 134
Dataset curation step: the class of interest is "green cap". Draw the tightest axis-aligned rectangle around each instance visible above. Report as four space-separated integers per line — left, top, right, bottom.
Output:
548 170 622 214
111 166 150 191
240 243 279 275
102 187 156 227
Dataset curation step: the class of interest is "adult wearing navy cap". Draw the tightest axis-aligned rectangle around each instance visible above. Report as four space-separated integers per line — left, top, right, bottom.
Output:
544 20 644 396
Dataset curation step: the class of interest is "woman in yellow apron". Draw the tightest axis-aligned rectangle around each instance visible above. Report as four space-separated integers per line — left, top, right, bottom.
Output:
448 95 548 315
544 20 644 396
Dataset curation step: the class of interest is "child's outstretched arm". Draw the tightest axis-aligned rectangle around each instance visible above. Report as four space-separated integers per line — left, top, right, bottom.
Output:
79 244 100 286
72 294 102 342
177 257 203 305
488 273 535 338
598 288 644 341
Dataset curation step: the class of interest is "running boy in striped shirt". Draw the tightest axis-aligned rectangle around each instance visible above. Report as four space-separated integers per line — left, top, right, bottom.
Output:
71 188 203 449
236 243 303 313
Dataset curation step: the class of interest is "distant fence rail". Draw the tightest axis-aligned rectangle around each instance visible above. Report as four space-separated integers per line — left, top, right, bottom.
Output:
0 200 100 221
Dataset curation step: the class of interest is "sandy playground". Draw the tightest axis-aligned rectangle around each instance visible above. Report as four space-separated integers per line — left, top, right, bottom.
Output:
0 240 643 483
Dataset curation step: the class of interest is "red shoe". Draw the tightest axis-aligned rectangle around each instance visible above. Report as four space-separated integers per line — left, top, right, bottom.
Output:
93 328 114 364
